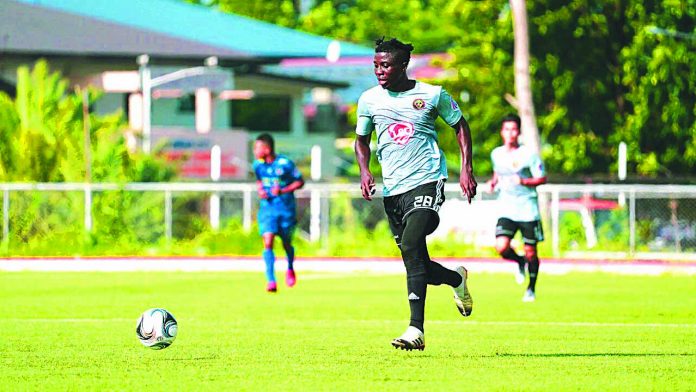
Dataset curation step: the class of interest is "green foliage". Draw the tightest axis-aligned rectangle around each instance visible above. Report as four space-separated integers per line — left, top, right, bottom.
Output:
185 0 299 26
0 60 177 247
619 1 696 176
193 0 696 178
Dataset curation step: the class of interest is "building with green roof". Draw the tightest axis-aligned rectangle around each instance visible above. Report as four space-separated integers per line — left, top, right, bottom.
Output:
0 0 373 179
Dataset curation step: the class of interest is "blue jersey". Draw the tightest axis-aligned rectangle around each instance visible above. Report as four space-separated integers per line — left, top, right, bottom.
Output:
253 154 303 212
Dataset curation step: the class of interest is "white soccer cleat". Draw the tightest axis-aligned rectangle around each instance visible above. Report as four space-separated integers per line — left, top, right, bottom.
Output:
453 266 473 316
515 265 526 285
522 289 536 302
391 326 425 351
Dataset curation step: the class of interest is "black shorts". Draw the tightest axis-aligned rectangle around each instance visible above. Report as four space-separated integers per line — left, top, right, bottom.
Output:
495 218 544 245
383 180 445 240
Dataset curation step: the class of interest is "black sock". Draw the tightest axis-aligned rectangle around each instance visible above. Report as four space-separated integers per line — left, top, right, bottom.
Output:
426 260 462 287
526 255 539 292
501 247 524 264
405 269 427 332
502 248 525 270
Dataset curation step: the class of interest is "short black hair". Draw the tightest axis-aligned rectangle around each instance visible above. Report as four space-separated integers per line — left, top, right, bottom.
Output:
375 37 414 64
256 133 274 152
501 113 521 129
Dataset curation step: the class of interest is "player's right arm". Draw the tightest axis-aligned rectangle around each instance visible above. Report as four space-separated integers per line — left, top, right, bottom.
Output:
355 134 375 201
253 162 269 199
486 172 499 193
355 94 375 201
256 180 269 199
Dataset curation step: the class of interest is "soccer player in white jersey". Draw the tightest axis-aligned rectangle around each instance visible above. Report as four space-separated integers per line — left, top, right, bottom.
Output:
354 38 477 351
486 114 547 302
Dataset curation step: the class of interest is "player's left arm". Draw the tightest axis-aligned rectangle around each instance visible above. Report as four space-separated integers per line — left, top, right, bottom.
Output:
437 88 477 203
520 153 547 188
519 176 547 187
280 161 305 195
453 117 477 203
280 179 304 194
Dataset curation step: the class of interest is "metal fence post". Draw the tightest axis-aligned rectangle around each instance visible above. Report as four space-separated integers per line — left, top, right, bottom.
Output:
165 190 173 240
629 189 636 256
551 189 560 258
320 189 330 246
84 184 92 232
210 192 220 231
310 188 321 242
243 188 252 231
2 189 9 244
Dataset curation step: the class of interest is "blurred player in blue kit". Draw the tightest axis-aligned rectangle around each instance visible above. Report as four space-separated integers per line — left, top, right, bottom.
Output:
355 38 477 351
486 114 547 302
253 133 305 293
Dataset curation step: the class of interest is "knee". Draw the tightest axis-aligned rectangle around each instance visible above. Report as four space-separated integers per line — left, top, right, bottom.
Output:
262 236 274 250
495 242 509 255
524 246 538 260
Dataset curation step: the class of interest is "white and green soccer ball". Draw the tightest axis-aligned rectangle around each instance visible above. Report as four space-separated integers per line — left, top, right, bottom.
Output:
136 308 178 349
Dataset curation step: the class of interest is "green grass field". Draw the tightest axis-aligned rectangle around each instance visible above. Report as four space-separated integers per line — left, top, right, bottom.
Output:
1 270 694 391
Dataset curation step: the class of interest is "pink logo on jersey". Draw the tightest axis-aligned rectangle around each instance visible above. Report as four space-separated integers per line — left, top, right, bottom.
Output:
387 122 415 145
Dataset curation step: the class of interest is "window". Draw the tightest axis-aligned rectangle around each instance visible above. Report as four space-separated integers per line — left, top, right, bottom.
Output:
177 94 195 113
230 96 290 132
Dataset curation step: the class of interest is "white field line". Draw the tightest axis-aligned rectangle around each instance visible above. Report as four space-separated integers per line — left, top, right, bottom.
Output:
1 318 694 329
1 258 695 275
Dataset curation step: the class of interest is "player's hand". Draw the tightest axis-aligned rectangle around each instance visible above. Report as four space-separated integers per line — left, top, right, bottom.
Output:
485 180 496 193
460 171 477 203
360 172 376 201
258 189 269 199
511 175 522 185
271 185 281 196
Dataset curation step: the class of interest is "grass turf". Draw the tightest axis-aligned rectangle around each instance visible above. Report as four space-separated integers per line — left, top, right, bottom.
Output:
0 270 694 391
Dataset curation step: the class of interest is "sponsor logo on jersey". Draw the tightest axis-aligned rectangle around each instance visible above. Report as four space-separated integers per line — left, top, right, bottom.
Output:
275 168 283 176
412 98 426 110
387 122 415 146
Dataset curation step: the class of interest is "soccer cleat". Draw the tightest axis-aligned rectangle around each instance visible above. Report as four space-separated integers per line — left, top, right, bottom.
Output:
391 326 425 351
266 281 277 293
285 269 296 287
515 263 526 285
522 288 536 302
453 266 473 316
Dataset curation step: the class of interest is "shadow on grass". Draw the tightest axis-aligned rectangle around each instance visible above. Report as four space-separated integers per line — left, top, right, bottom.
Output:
491 353 695 358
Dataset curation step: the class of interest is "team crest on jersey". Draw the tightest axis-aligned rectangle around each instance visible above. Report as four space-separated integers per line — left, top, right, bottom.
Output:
412 99 426 110
450 97 459 111
387 122 415 146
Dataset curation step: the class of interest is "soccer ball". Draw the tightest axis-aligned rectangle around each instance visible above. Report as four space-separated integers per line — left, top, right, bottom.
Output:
136 308 178 349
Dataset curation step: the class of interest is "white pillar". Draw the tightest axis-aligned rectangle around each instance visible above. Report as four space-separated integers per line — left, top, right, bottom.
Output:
196 88 213 134
138 59 152 154
311 145 322 181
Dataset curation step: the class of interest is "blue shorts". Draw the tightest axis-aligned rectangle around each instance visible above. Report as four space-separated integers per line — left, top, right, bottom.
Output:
257 206 296 237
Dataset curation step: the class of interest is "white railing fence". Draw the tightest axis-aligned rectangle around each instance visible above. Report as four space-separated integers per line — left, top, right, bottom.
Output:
1 182 695 258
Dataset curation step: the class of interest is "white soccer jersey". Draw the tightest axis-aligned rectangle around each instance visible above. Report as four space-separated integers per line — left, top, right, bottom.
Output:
355 81 463 196
491 145 545 222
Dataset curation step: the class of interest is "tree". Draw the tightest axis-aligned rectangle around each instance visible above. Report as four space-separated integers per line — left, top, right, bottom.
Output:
186 0 696 178
510 0 541 153
0 60 174 182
